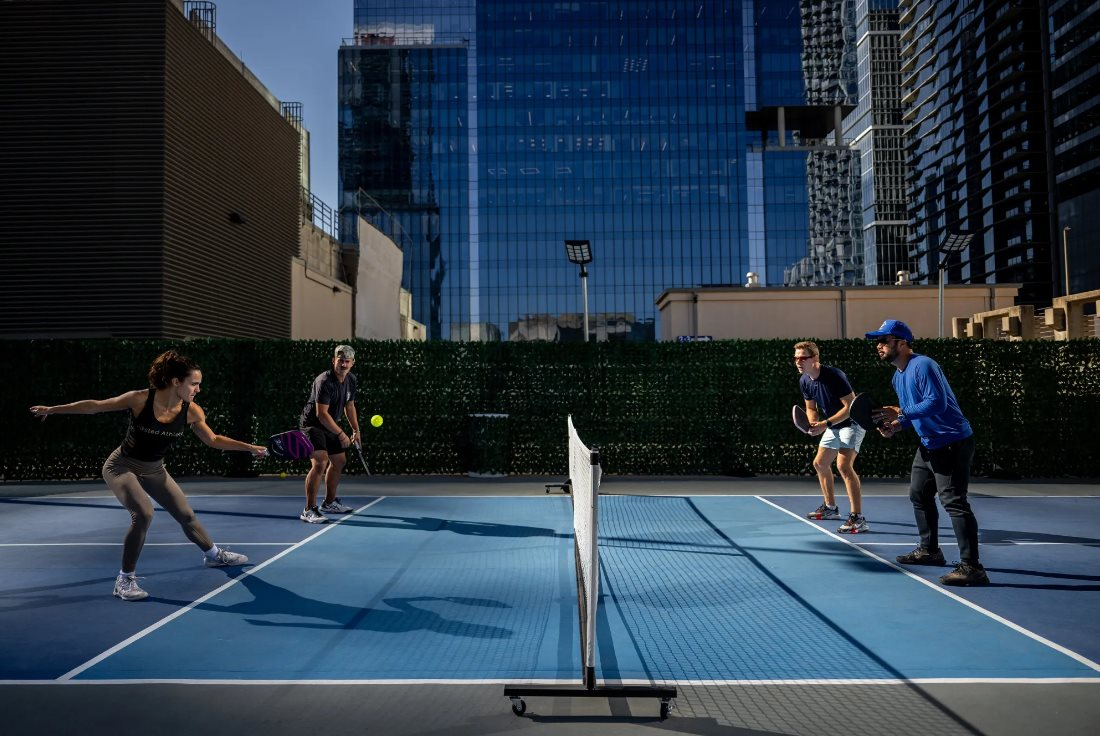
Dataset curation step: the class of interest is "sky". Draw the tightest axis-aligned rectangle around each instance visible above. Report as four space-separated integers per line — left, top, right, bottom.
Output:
214 0 350 209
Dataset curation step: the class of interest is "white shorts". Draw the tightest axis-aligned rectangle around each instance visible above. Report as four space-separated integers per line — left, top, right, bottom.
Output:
819 423 866 451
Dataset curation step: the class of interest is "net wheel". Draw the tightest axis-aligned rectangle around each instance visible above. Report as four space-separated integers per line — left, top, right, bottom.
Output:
660 700 671 719
511 698 526 716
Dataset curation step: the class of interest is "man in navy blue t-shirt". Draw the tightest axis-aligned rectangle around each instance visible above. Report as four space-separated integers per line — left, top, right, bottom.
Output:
866 319 988 586
794 341 867 533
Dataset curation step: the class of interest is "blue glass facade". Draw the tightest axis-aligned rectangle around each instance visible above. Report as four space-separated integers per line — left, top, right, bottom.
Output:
341 1 810 340
1050 0 1100 295
899 0 1057 305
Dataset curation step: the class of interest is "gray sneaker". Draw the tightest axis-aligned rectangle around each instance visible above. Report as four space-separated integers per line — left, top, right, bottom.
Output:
300 506 329 524
113 575 148 601
807 503 840 520
320 498 353 513
940 562 990 587
837 513 869 534
204 548 248 567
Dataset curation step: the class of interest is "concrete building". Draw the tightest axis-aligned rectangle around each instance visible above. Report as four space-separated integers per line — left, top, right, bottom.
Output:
0 0 303 339
656 284 1018 341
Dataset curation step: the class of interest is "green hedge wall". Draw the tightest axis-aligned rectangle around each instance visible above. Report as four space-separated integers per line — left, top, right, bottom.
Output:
3 338 1097 480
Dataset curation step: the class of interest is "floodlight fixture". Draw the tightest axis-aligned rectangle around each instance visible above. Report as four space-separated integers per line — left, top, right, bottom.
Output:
938 231 973 337
564 240 593 341
565 239 593 265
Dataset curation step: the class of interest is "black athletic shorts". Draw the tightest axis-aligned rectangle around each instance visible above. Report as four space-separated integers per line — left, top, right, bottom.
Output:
302 425 347 456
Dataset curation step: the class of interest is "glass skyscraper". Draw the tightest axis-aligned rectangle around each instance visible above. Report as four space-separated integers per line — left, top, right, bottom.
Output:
845 0 912 286
899 0 1058 305
1050 0 1100 295
340 1 815 340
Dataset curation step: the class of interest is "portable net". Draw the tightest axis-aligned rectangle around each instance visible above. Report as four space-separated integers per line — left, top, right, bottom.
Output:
568 415 600 688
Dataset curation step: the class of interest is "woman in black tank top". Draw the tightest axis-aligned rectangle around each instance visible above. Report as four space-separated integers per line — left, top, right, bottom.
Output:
29 350 269 601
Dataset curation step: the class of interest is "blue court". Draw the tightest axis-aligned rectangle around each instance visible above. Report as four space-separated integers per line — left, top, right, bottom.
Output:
1 491 1098 684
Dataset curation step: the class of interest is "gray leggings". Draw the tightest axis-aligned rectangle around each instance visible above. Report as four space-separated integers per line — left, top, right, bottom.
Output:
102 448 212 572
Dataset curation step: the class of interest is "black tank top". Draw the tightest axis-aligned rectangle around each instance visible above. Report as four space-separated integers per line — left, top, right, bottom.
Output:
121 388 190 461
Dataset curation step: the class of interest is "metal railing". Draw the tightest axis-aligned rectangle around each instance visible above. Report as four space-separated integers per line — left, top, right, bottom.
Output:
301 187 338 240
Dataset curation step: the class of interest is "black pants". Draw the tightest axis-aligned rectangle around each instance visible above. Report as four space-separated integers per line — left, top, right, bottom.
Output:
908 434 980 565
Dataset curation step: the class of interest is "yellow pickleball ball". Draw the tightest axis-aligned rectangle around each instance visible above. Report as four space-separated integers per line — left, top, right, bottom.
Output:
370 414 383 428
279 472 287 478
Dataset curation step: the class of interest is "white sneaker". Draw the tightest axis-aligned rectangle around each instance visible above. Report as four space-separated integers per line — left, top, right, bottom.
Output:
204 548 249 567
320 498 353 513
113 575 148 601
299 506 328 524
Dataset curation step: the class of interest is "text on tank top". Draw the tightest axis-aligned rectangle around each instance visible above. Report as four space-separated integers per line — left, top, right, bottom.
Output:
121 388 190 461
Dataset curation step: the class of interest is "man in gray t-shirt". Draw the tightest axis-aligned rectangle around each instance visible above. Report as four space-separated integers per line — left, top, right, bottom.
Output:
298 345 361 524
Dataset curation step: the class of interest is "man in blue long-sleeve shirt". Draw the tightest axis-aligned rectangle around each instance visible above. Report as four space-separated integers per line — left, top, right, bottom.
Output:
865 319 989 586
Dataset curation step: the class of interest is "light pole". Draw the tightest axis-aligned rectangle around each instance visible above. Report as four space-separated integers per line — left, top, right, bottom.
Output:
565 239 593 342
1063 226 1072 296
938 232 972 338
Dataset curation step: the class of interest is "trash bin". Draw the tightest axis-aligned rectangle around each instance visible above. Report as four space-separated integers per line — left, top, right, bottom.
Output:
466 413 510 477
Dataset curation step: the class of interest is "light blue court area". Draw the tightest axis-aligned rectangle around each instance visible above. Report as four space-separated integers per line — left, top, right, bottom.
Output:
69 496 1099 683
597 496 1099 681
74 497 581 681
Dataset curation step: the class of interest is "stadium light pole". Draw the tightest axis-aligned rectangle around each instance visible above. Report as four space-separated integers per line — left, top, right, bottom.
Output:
1063 226 1071 296
938 232 973 338
565 240 593 342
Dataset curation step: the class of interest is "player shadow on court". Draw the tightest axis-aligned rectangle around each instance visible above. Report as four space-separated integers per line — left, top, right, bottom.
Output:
969 566 1100 590
192 572 515 638
340 513 569 539
804 537 1100 590
0 497 300 523
980 528 1100 546
1 562 248 611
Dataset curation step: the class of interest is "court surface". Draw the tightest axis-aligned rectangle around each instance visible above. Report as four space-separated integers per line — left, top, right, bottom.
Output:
1 475 1098 735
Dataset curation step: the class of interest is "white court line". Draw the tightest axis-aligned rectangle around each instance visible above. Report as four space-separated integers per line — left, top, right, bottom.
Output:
0 494 381 500
56 497 387 682
3 676 1099 686
0 543 295 547
763 494 1100 499
857 541 1097 546
603 492 1100 499
754 496 1100 673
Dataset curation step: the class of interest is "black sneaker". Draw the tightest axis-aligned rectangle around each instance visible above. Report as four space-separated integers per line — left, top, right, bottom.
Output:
940 562 990 587
807 503 840 520
895 546 946 566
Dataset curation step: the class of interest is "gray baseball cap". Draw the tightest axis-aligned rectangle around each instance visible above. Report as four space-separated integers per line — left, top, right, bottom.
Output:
334 344 356 360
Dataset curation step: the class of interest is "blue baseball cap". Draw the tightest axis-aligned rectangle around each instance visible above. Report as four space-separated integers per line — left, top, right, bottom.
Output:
865 319 914 343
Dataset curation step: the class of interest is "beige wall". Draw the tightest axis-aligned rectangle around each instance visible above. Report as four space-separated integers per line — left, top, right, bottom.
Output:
400 288 427 341
355 217 404 340
656 285 1019 341
290 257 353 339
299 220 345 281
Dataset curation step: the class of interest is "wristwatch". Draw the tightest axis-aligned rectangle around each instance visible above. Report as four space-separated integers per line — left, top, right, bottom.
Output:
825 419 833 428
896 412 905 423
